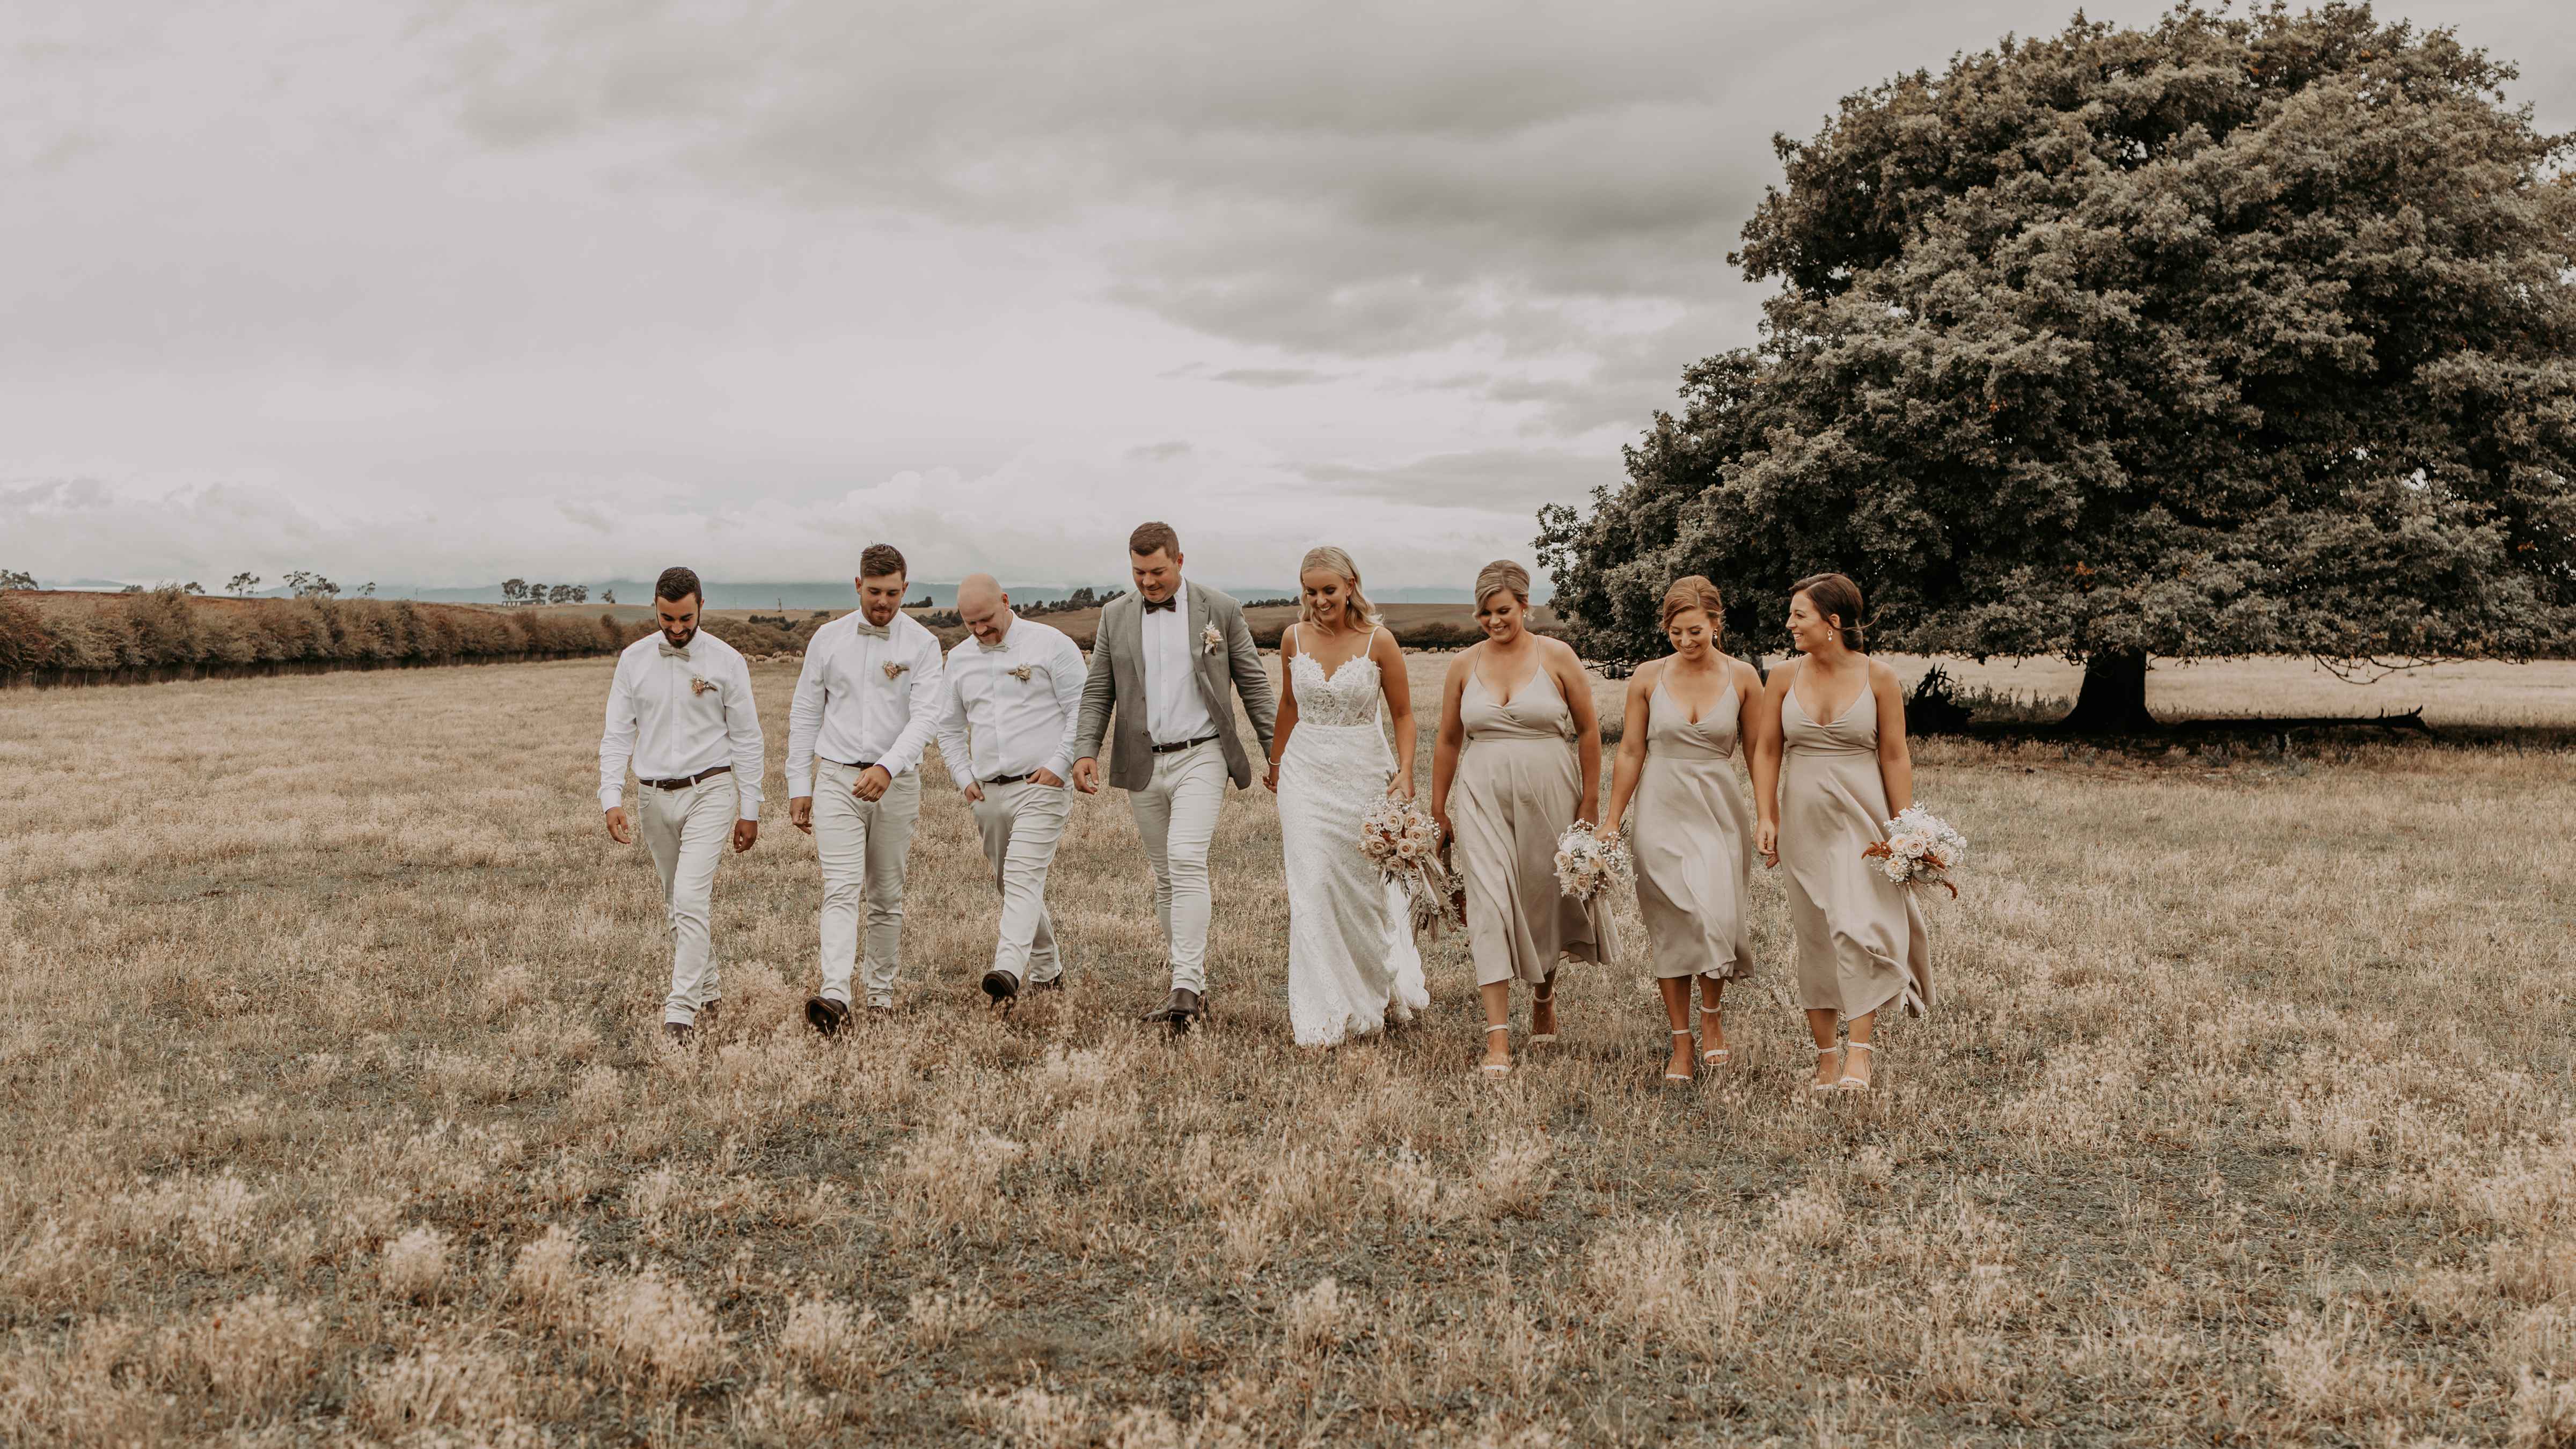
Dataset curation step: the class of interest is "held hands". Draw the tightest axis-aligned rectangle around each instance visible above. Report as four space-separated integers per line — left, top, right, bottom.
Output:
603 806 633 844
732 819 759 853
854 765 893 802
1755 818 1779 868
788 797 814 835
1263 759 1279 793
1071 758 1101 794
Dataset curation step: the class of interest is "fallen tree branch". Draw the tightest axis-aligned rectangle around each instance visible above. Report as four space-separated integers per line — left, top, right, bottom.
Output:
2167 707 2439 738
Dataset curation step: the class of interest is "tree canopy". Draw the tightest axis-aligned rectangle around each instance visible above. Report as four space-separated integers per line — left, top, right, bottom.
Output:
1539 2 2576 726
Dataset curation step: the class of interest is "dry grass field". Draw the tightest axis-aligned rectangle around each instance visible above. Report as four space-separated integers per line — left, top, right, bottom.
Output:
4 652 2574 1446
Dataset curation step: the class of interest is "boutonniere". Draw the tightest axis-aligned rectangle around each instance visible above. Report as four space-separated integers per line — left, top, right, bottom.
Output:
882 661 910 680
690 676 714 697
1008 664 1035 682
1202 623 1224 656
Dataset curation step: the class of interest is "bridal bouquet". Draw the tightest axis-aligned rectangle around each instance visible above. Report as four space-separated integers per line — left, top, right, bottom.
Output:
1553 821 1632 903
1358 797 1458 939
1864 807 1968 898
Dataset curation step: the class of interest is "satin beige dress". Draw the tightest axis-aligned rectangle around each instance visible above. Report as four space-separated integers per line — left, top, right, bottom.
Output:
1630 678 1754 981
1452 665 1614 986
1780 684 1931 1019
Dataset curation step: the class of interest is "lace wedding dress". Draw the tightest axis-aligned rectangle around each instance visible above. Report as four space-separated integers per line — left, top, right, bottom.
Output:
1278 640 1429 1046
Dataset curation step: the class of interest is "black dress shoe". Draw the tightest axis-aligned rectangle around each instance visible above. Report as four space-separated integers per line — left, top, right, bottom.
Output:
982 970 1021 1006
804 996 851 1037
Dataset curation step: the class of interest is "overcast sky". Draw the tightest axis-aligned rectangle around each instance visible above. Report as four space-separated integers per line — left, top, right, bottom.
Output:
6 1 2568 590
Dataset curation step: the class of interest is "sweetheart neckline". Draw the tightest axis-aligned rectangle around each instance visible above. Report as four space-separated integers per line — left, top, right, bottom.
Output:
1293 651 1379 689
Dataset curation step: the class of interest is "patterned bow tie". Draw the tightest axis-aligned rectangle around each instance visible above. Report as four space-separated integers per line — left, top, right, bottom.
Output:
658 641 691 660
851 617 889 639
1141 595 1179 613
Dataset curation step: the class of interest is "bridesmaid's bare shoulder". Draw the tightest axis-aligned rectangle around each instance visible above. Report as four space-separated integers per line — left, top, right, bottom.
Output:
1865 657 1905 693
1763 655 1803 698
1443 641 1486 683
1724 655 1764 697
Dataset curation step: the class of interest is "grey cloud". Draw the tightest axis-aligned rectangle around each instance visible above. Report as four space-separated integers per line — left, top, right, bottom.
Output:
1208 367 1336 388
1301 448 1613 514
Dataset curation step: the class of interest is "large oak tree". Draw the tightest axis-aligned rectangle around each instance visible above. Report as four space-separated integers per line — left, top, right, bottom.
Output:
1539 3 2576 729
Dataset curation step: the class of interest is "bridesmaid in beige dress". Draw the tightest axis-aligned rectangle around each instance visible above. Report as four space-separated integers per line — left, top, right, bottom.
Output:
1431 559 1614 1076
1601 576 1764 1086
1748 572 1930 1094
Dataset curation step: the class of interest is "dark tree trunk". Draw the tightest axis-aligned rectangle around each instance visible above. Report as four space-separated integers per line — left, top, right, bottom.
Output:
2059 649 2158 733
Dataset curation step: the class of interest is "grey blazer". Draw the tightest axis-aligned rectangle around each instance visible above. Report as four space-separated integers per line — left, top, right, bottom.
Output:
1075 581 1277 791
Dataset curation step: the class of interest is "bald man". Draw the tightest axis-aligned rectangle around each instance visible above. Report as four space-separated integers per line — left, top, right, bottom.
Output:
934 576 1089 1007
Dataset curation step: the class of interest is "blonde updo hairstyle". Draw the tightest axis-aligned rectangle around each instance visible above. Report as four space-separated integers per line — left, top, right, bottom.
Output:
1297 546 1380 631
1473 559 1531 610
1659 575 1724 636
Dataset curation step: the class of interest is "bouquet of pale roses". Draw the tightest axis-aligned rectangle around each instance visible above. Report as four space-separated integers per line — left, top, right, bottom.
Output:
1553 821 1632 903
1864 806 1968 897
1358 797 1458 939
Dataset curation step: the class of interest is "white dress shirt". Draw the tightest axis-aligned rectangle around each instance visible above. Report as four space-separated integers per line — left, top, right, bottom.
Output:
599 630 765 819
785 610 948 793
936 615 1086 785
1141 582 1217 745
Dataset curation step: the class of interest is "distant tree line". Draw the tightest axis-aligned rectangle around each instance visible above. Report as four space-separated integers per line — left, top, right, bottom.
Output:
502 579 588 605
0 588 649 680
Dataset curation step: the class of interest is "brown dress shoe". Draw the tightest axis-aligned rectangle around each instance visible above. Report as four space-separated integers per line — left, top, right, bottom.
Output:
663 1021 695 1047
1143 986 1203 1033
697 1000 721 1032
981 970 1021 1008
804 996 850 1037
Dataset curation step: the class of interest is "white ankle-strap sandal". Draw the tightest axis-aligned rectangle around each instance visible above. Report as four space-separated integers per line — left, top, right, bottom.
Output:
1699 1005 1729 1067
1811 1043 1845 1095
1479 1023 1512 1075
1839 1040 1876 1091
1665 1029 1694 1083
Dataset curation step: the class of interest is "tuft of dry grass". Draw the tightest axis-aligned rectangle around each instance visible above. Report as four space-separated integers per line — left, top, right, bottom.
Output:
1 653 2572 1443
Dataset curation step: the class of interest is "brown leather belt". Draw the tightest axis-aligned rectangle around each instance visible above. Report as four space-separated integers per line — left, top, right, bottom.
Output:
1151 734 1219 755
642 764 732 791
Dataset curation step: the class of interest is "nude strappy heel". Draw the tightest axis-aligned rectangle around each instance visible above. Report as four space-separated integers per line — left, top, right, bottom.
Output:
1528 983 1558 1046
1479 1023 1512 1075
1664 1029 1694 1084
1839 1040 1876 1092
1811 1043 1845 1095
1699 1006 1729 1068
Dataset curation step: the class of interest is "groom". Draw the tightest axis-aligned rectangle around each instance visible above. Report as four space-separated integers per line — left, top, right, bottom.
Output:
1072 521 1276 1031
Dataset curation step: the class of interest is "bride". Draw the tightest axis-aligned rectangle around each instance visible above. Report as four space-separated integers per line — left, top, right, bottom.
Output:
1262 546 1429 1046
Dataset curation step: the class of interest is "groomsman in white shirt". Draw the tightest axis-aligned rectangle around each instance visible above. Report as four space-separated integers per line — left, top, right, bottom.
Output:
935 573 1087 1009
785 544 946 1033
599 566 765 1046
